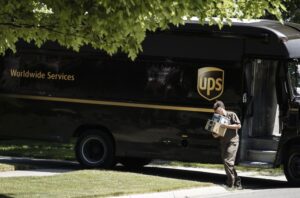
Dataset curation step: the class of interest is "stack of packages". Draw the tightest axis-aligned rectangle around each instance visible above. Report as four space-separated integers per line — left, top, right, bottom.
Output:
205 114 230 137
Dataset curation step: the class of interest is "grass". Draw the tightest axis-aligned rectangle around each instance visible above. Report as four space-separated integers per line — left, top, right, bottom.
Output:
168 161 224 169
167 161 284 176
0 170 210 198
0 140 284 176
0 163 15 171
0 163 39 172
0 140 75 160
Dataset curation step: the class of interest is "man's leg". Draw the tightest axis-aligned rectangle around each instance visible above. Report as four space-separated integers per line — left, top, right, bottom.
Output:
234 169 242 189
222 141 239 187
220 141 231 186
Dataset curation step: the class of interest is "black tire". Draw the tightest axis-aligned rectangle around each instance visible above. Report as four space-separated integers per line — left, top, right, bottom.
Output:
284 149 300 186
119 157 152 169
75 131 115 168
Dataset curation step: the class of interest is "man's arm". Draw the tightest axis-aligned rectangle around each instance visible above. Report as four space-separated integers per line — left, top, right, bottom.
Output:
222 112 241 130
221 124 241 130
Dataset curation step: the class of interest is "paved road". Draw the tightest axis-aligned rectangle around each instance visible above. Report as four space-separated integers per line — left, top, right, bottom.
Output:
211 188 300 198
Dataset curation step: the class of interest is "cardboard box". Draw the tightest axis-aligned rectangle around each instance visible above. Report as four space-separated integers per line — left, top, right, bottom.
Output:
211 113 230 124
205 119 227 137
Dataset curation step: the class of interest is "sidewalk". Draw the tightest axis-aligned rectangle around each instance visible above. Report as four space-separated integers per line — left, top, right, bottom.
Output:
0 168 72 177
110 186 250 198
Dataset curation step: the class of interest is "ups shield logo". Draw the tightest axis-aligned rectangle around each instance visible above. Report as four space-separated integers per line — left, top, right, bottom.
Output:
197 67 224 101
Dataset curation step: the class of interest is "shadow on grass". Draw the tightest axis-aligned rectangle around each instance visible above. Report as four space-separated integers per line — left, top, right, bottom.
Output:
0 194 14 198
0 156 80 170
0 156 295 191
0 140 75 161
114 165 292 190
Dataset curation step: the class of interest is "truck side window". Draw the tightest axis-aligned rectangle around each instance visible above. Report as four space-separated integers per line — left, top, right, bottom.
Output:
145 63 183 100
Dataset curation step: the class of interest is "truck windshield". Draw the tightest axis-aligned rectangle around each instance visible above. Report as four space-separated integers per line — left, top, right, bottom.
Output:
288 60 300 97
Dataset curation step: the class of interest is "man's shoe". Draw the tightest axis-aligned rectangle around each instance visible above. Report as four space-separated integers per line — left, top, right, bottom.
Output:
221 184 235 191
235 178 243 190
235 184 243 190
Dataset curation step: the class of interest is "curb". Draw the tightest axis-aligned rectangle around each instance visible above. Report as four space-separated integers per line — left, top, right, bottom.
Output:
109 186 252 198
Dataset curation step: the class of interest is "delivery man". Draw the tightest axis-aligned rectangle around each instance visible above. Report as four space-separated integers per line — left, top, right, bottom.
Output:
213 100 242 189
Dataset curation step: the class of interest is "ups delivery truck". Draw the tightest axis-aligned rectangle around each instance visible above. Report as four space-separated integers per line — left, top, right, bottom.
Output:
0 19 300 185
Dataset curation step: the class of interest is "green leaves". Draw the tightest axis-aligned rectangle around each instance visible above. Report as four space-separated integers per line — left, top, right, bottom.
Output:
0 0 285 60
282 0 300 23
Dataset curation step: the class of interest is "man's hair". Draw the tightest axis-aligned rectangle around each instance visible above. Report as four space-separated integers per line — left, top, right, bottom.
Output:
213 100 225 110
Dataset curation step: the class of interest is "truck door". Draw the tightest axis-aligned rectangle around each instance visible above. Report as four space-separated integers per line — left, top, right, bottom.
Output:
244 59 279 137
240 59 280 166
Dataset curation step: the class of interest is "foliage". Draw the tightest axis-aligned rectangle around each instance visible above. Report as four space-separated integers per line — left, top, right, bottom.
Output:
283 0 300 23
264 0 300 23
0 1 285 59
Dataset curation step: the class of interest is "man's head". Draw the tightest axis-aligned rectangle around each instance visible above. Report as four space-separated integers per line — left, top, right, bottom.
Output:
213 100 226 115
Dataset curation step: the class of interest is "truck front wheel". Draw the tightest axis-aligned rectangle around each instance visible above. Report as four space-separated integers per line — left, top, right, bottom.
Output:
75 131 115 168
284 150 300 186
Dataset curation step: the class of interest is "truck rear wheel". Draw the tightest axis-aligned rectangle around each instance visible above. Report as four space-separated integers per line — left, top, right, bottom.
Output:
119 157 152 169
284 149 300 186
75 131 115 168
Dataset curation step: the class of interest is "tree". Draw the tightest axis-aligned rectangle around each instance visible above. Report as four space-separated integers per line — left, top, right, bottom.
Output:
283 0 300 23
263 0 300 23
0 0 285 59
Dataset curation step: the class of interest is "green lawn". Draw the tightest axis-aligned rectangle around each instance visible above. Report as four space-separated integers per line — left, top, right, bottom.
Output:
168 161 284 176
0 170 210 198
0 140 75 160
0 163 15 171
0 163 38 172
0 140 283 176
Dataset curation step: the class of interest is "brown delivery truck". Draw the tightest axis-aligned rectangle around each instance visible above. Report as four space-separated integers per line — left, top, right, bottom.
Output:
0 19 300 185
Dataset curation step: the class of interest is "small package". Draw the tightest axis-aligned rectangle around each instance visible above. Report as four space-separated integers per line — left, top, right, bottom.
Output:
205 114 230 137
211 113 230 124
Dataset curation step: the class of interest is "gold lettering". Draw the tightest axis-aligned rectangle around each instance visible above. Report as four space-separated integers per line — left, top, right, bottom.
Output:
207 77 215 96
10 69 18 77
10 69 45 79
67 75 75 81
47 72 75 81
215 78 222 91
199 77 207 90
10 69 75 81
